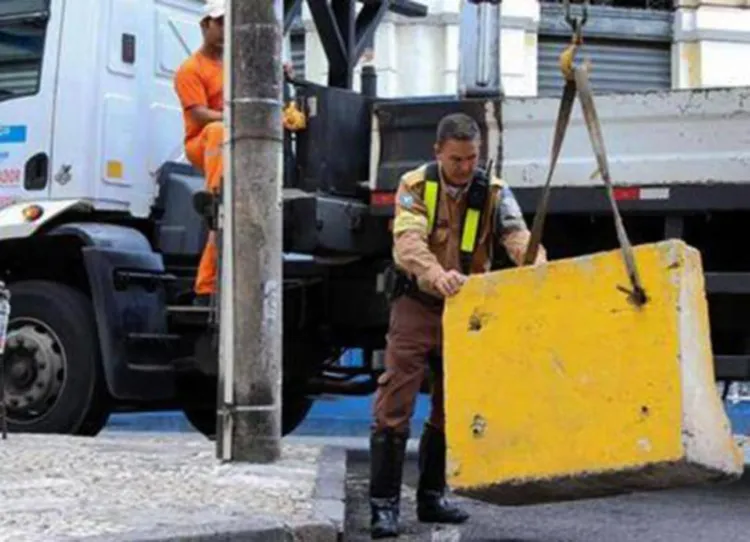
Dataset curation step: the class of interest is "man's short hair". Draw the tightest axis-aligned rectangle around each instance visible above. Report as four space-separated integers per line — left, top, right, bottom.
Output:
436 113 480 145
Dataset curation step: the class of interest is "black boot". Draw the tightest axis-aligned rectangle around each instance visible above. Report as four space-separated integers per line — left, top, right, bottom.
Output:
416 424 470 524
369 429 408 539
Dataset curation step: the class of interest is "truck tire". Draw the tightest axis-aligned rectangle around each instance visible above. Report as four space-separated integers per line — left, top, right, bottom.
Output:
180 374 314 438
183 396 313 438
2 280 110 435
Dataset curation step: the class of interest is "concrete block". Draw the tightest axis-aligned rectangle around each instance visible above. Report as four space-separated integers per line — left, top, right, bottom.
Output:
442 239 743 505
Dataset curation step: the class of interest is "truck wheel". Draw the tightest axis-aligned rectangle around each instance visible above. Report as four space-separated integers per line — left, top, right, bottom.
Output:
282 394 315 435
181 381 313 438
2 280 110 435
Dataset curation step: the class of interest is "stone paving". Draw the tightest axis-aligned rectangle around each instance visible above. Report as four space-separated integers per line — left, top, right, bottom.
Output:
0 432 343 541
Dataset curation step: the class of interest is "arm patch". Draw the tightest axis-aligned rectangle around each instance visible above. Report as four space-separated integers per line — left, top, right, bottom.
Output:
494 185 527 233
399 192 416 210
392 169 429 236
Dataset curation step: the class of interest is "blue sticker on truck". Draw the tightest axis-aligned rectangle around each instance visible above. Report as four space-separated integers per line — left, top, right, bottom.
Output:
0 125 27 144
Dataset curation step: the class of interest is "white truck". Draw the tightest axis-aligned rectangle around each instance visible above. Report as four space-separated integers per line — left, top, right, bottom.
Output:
0 0 746 437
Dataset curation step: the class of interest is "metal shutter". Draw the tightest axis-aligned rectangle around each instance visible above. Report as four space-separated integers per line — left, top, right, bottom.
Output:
289 29 305 79
287 11 305 80
537 4 673 97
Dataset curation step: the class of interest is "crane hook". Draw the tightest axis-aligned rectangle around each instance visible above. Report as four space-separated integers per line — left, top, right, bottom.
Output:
563 0 589 35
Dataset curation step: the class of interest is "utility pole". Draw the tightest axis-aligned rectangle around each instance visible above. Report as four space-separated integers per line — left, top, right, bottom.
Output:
217 0 284 463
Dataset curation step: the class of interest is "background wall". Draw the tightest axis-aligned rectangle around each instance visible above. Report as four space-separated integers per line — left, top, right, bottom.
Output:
288 0 750 98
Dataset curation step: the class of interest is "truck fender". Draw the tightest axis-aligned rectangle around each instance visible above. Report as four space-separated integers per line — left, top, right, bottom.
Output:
47 222 175 401
0 199 88 240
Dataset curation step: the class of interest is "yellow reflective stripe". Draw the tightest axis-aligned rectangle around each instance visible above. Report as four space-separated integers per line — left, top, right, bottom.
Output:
424 180 439 232
461 208 481 253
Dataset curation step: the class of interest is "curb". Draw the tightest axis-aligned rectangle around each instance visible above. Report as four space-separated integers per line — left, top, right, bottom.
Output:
72 517 336 542
70 445 348 542
313 446 348 535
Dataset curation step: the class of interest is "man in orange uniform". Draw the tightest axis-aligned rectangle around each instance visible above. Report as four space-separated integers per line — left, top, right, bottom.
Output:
174 0 294 303
369 113 548 538
174 0 226 304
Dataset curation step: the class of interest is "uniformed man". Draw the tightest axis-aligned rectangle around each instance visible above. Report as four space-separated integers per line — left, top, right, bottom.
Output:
369 113 547 539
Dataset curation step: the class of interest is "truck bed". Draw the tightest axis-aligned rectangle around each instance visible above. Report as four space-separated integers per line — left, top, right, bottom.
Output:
501 86 750 190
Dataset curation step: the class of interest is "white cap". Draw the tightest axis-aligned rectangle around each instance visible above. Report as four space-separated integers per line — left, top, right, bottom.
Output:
203 0 225 19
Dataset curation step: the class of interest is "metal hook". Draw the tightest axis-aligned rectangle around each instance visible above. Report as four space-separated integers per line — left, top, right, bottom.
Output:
563 0 589 32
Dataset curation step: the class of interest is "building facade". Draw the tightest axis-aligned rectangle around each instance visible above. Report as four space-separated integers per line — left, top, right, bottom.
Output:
288 0 750 98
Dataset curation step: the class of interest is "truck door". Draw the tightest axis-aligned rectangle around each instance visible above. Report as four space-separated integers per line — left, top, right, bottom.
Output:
0 0 61 204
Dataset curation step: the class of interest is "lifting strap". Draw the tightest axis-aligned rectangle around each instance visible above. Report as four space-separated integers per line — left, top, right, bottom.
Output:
423 162 490 275
521 0 648 306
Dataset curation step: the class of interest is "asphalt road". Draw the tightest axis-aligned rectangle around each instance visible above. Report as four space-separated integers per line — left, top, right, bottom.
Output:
344 449 750 542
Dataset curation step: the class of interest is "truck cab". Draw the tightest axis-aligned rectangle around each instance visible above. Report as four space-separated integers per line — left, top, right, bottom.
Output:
0 0 213 435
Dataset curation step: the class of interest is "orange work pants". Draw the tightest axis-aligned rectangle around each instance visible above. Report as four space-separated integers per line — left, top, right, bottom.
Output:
184 121 224 296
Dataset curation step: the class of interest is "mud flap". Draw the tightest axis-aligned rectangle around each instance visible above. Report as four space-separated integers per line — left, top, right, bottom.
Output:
49 223 174 401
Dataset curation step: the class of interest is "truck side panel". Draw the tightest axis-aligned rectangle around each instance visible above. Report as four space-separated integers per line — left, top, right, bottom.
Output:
501 86 750 190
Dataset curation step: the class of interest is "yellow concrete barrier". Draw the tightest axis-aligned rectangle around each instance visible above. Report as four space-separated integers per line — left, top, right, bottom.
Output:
443 239 743 505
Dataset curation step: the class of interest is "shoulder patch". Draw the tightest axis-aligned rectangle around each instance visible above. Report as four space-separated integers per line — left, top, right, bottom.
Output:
401 167 427 188
399 192 415 209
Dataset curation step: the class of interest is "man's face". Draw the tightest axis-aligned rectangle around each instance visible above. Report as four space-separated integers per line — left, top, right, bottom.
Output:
203 16 224 50
434 138 480 186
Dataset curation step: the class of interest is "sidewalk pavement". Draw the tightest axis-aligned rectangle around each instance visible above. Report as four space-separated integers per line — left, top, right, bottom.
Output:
0 432 346 542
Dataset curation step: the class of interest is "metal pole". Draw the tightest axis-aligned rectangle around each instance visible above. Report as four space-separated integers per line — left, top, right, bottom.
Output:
217 0 284 463
459 0 503 97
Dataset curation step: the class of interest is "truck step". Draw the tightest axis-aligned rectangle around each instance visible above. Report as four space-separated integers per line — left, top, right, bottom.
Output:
114 270 177 290
127 332 182 342
167 305 213 314
166 305 214 327
704 273 750 295
715 356 750 380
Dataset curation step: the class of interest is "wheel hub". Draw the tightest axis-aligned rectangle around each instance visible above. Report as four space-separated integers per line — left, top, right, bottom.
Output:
2 321 65 421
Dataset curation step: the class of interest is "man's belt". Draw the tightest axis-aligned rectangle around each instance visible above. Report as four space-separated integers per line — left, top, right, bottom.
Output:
384 266 444 309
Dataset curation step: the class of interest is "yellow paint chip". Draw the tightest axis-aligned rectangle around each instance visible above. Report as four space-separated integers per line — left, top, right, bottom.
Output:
107 160 124 179
443 240 743 505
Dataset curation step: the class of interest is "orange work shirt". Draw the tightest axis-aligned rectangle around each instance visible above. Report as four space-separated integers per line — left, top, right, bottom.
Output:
174 51 223 143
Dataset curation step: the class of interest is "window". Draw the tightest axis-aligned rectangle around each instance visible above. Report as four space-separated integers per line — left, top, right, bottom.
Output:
0 0 49 101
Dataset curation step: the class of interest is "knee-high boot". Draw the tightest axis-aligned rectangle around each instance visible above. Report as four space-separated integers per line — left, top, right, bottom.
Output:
416 424 470 524
369 429 408 539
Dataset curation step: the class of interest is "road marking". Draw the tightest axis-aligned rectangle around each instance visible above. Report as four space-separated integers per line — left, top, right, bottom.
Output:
431 526 461 542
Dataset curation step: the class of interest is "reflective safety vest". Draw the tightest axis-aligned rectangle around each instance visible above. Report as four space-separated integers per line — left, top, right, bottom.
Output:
422 162 490 274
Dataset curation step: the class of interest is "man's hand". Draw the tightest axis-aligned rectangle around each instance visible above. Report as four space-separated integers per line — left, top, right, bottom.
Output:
187 105 222 127
432 269 467 298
